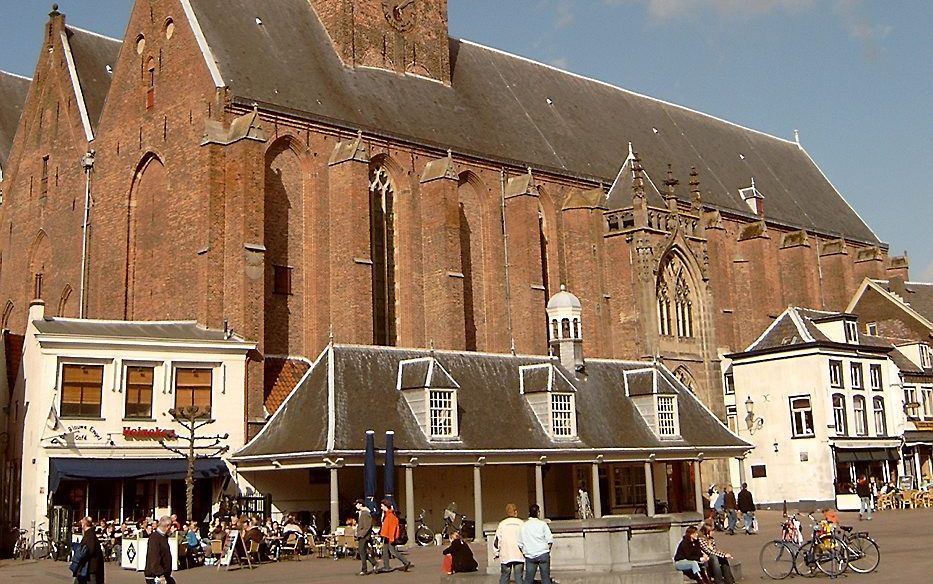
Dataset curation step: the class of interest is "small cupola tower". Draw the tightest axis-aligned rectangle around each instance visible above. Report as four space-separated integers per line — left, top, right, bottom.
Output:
547 285 584 373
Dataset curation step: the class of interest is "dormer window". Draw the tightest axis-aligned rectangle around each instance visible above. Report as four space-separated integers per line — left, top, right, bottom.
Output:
921 344 932 369
844 320 858 343
397 357 460 441
657 395 678 437
520 364 578 440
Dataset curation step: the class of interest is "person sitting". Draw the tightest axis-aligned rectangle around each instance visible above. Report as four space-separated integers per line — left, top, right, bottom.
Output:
442 531 478 574
698 523 736 584
674 526 711 584
244 518 274 562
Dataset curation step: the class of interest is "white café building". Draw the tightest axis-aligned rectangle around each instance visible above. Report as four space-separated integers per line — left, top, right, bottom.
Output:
7 300 253 535
722 307 907 507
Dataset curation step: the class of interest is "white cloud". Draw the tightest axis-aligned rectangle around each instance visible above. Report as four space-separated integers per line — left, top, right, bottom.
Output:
554 1 576 28
602 0 815 21
832 0 892 61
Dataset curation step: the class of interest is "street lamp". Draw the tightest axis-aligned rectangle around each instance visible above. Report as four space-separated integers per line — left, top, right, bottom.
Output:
745 396 764 434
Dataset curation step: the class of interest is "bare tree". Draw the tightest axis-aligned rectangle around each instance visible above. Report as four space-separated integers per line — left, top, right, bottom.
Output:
159 405 229 522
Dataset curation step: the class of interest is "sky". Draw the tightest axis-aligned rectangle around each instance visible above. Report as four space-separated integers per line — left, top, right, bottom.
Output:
0 1 930 279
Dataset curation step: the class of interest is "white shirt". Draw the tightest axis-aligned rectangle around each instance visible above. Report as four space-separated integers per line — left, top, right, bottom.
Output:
517 517 552 559
494 517 524 564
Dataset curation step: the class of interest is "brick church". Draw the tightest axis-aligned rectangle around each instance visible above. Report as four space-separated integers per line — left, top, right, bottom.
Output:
0 0 908 433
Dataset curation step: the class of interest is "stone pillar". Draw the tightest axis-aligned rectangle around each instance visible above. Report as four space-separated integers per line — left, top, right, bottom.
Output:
473 461 484 541
737 457 747 486
420 154 466 350
329 466 340 529
327 133 374 344
591 462 602 518
693 461 704 513
405 464 415 521
535 463 545 518
644 462 656 516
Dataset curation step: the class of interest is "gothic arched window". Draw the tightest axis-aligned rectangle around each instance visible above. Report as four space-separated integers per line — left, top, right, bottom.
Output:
657 254 695 339
370 164 396 346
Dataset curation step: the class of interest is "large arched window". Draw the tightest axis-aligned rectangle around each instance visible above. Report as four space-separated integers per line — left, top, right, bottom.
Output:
657 254 695 339
370 164 396 346
832 394 848 435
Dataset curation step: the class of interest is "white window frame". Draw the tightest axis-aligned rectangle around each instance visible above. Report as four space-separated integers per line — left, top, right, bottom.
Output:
921 345 932 369
866 322 878 336
873 397 886 436
657 395 679 437
853 395 868 436
922 387 933 421
723 372 735 395
905 386 919 420
829 360 843 388
726 404 738 433
850 362 863 389
844 320 858 343
789 395 814 438
832 393 847 436
550 392 576 438
868 364 882 391
427 388 458 439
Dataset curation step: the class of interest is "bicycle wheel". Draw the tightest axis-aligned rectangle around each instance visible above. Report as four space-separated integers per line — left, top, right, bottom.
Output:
815 535 848 577
415 526 433 546
794 541 818 578
846 534 880 573
759 540 795 579
31 540 51 560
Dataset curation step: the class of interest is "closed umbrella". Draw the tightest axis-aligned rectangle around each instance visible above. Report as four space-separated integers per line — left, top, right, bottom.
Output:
384 431 396 509
364 430 376 513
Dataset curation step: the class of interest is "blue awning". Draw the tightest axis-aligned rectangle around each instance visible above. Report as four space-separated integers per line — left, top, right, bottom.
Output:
49 458 228 492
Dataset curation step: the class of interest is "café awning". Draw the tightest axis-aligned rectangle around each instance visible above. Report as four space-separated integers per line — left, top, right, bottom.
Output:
49 458 227 492
833 448 900 463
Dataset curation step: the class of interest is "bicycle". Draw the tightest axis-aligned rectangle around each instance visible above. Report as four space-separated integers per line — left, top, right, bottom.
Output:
12 528 30 560
793 515 849 578
413 509 434 546
30 523 61 561
835 525 880 574
758 515 801 579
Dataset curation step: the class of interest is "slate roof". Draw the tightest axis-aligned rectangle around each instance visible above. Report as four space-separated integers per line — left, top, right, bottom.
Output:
188 0 877 243
233 345 748 461
0 71 30 172
879 280 933 324
32 318 251 344
741 307 892 354
264 357 311 415
64 26 121 133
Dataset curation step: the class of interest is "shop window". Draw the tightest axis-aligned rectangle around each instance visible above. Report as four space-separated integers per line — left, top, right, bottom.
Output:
174 368 212 414
832 394 847 436
873 397 886 436
789 396 814 438
869 364 882 390
850 362 863 389
829 360 843 388
60 364 104 418
125 366 154 419
853 395 868 436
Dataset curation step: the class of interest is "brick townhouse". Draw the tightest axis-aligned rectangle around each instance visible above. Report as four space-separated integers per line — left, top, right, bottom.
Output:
0 0 909 437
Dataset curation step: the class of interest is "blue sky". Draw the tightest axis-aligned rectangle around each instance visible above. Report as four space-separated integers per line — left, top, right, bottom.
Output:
1 1 930 279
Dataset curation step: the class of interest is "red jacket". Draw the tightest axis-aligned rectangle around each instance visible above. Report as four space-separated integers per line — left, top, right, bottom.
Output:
380 509 400 542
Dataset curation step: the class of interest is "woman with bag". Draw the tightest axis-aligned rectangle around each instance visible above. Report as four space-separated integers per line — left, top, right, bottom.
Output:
442 531 478 574
378 499 412 573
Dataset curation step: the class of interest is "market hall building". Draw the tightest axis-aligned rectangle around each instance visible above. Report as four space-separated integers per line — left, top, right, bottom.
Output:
232 289 749 572
0 0 909 445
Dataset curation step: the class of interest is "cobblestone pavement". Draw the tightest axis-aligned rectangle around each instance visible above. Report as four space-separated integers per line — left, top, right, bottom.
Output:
1 508 929 583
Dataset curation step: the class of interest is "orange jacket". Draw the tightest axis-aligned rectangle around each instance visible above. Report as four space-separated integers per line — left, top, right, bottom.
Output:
380 509 399 542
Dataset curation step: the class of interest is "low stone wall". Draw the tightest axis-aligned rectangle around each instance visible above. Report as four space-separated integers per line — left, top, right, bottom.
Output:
483 513 703 574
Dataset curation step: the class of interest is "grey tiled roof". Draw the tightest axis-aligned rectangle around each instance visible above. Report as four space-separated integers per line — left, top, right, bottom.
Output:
879 280 933 324
188 0 878 243
65 26 120 133
743 307 893 354
233 345 748 460
32 318 249 343
0 71 29 171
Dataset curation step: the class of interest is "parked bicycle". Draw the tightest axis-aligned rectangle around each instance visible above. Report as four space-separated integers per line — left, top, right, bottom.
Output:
413 509 434 546
833 524 880 574
759 515 802 579
12 528 30 560
29 522 61 561
793 514 849 578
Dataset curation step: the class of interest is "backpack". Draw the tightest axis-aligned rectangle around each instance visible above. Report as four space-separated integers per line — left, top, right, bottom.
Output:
395 516 409 545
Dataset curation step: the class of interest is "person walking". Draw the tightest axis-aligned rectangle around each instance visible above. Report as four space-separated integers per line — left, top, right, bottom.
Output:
71 517 105 584
737 483 756 534
856 475 873 521
494 503 525 584
144 516 175 584
355 500 379 575
517 504 552 584
378 499 412 573
723 486 737 535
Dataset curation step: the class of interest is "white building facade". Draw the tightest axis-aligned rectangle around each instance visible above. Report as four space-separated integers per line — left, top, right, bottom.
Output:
723 307 905 507
11 301 253 535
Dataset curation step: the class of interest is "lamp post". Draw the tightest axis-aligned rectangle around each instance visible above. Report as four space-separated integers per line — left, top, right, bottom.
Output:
160 405 229 522
745 396 764 434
